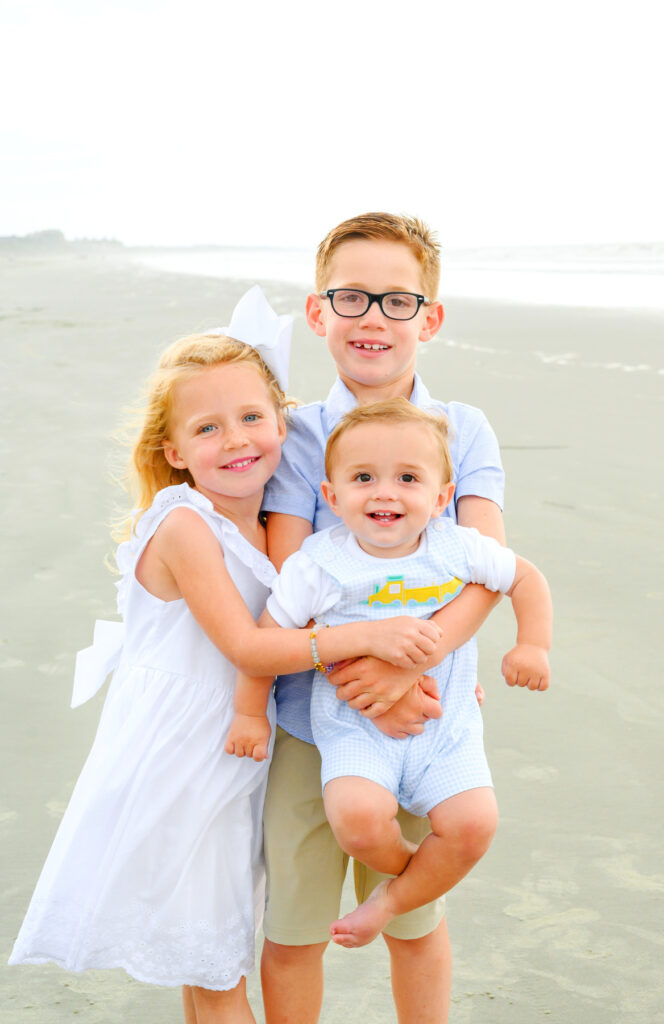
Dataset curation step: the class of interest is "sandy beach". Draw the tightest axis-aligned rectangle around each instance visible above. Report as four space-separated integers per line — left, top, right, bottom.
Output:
1 246 662 1023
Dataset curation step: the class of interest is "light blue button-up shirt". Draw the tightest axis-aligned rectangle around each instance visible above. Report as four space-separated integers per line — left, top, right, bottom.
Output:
262 373 505 743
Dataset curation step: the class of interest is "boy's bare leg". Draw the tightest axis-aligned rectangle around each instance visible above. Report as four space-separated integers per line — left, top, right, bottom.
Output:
190 978 255 1023
261 939 327 1024
331 787 498 947
183 985 197 1024
261 929 450 1024
384 919 452 1024
323 776 417 877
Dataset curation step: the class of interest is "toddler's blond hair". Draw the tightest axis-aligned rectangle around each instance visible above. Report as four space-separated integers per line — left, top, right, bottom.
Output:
324 398 453 484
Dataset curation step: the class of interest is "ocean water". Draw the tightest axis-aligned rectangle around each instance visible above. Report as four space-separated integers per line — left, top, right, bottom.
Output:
130 243 664 311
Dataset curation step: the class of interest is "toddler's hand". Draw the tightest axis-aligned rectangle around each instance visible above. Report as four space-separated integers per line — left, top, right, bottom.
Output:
225 713 271 762
371 616 443 668
369 676 442 739
501 644 550 692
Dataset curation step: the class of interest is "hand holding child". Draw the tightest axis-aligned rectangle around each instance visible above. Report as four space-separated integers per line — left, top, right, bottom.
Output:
327 658 421 714
371 676 443 738
326 616 444 717
501 643 550 691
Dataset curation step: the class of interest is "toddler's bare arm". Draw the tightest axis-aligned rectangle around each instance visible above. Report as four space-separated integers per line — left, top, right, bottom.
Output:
501 556 552 691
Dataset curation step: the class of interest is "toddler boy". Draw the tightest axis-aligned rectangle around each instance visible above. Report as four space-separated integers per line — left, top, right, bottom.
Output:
231 399 551 950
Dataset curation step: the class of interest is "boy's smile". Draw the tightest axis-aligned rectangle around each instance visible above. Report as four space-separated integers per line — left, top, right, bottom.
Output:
306 239 444 403
321 421 455 559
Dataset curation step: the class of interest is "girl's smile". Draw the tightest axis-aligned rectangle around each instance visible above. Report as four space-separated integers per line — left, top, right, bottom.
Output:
222 455 261 471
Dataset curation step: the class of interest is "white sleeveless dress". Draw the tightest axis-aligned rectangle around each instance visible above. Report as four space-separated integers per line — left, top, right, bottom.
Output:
9 484 276 990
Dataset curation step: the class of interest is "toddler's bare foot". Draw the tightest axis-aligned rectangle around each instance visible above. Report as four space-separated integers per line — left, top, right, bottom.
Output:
329 879 395 948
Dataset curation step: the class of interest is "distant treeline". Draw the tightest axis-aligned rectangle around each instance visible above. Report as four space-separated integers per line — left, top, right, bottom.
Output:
0 230 123 252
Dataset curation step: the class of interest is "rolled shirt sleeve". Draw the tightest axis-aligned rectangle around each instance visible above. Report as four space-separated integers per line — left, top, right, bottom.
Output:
267 550 342 628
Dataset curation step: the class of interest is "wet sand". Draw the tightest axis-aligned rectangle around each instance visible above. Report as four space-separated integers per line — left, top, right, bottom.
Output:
1 249 662 1022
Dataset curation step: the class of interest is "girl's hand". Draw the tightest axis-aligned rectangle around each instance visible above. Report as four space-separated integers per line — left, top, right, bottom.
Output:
225 713 272 762
501 644 550 691
370 677 443 738
368 616 443 669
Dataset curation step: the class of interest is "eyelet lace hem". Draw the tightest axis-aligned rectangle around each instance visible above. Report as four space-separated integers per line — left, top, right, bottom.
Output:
11 895 257 990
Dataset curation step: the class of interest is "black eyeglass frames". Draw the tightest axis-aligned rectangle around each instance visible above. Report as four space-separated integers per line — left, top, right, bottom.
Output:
319 289 431 321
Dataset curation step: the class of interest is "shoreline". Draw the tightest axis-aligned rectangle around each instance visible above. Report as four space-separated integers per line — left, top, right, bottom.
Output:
6 235 664 311
1 249 662 1023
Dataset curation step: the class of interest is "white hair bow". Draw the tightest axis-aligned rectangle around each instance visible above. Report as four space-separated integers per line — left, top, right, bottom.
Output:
206 284 292 389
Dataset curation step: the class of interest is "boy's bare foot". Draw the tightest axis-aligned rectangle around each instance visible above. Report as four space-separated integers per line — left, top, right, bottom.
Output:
329 879 395 948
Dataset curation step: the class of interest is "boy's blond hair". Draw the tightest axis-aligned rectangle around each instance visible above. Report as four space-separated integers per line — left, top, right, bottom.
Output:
324 398 453 484
114 334 293 540
315 212 441 298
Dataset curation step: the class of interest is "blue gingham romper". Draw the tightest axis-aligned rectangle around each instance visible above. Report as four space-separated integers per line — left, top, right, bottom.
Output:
306 521 514 815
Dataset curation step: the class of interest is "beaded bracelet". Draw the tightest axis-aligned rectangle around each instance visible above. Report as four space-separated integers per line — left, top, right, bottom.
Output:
310 623 330 674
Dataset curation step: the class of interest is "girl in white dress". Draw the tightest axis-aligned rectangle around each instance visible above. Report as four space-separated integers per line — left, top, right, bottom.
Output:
9 288 442 1024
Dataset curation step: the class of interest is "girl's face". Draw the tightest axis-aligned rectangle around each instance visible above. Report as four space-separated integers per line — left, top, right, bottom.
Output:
163 362 286 509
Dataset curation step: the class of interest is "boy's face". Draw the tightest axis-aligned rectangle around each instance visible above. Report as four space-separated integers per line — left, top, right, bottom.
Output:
321 420 454 559
306 240 444 402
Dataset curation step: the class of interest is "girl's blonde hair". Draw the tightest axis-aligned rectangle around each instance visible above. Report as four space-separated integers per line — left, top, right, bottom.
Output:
114 333 293 541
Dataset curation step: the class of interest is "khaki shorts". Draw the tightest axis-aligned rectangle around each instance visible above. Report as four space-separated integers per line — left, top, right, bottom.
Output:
263 726 446 944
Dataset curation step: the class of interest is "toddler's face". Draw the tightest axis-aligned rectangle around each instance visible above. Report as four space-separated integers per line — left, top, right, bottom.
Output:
321 421 454 559
163 362 286 509
306 239 443 400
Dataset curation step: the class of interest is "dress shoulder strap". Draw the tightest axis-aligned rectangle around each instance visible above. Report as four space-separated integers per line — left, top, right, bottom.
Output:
114 485 218 609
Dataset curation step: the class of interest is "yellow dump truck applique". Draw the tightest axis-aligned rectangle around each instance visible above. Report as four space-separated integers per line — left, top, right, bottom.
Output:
366 575 464 607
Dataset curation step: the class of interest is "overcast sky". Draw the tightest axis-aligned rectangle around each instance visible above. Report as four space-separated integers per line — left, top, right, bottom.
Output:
3 0 662 249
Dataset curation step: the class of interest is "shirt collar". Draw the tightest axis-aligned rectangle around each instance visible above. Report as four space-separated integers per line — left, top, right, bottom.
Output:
323 372 433 432
345 524 429 563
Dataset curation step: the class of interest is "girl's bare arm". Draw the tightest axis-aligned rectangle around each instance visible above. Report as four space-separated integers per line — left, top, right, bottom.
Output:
141 508 441 676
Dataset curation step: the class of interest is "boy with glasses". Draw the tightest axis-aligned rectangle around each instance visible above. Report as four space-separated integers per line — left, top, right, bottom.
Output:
260 212 507 1024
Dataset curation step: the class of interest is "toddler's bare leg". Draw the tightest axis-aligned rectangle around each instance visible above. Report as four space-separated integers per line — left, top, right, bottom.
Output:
331 787 498 948
191 977 255 1023
323 776 416 876
325 777 417 947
